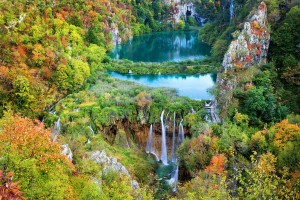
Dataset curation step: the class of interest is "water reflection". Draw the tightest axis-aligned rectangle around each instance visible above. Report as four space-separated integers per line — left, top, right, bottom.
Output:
109 31 211 62
108 72 216 100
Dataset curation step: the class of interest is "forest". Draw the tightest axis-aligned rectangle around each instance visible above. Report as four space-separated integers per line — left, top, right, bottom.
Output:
0 0 299 199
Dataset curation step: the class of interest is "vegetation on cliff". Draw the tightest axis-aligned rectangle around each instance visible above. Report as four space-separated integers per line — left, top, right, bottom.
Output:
0 0 299 199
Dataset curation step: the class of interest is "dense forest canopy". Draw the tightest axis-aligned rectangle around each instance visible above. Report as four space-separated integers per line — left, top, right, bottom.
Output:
0 0 299 199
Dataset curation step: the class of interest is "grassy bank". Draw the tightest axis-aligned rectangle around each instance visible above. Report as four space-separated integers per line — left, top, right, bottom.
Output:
103 59 221 75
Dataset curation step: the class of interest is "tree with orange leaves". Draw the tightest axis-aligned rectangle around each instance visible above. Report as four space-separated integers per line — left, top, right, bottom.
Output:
0 171 25 200
205 154 226 175
273 119 300 150
0 112 75 199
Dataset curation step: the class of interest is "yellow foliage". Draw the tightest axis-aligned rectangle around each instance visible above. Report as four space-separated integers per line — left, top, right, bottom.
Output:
273 120 300 150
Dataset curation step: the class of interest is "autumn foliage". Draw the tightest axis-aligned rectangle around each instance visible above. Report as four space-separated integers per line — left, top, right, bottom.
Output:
0 171 25 200
0 114 75 199
273 119 300 150
205 154 226 175
0 115 73 171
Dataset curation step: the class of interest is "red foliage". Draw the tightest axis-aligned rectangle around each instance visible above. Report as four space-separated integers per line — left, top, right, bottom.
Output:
245 55 252 62
256 49 261 55
61 36 67 47
259 2 266 11
0 116 74 171
247 44 253 50
17 45 26 58
59 58 67 65
256 43 262 49
205 154 226 175
41 66 52 80
0 171 26 200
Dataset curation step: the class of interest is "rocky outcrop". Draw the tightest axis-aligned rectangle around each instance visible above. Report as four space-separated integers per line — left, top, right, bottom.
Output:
217 2 270 120
111 22 122 45
174 2 196 23
222 2 270 70
61 144 73 160
165 0 199 24
90 150 139 189
105 1 133 45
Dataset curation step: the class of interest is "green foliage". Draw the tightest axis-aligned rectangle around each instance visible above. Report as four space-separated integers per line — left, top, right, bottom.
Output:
177 171 230 199
219 123 249 153
212 39 230 61
175 20 185 30
12 75 34 110
104 59 220 75
237 152 297 199
178 131 215 176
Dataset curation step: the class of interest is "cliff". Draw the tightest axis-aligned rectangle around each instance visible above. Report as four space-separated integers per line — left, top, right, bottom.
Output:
222 2 270 70
217 2 270 119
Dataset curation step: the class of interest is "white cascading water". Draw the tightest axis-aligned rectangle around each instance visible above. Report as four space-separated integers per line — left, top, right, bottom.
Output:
145 110 187 191
168 165 179 192
160 110 168 165
145 124 160 161
177 120 184 147
88 125 95 137
171 112 176 162
53 117 61 135
146 124 153 153
230 0 234 20
52 117 61 141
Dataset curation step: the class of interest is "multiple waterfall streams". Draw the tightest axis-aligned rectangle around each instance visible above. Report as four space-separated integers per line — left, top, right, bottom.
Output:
146 110 185 192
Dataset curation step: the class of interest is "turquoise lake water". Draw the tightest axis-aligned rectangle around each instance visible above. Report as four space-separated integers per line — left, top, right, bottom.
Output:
109 31 211 62
108 31 215 99
108 72 216 100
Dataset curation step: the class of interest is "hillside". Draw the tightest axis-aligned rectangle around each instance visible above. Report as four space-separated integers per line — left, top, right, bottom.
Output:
0 0 299 199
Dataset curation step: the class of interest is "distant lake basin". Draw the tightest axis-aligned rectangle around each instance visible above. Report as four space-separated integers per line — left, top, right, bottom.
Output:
109 31 211 62
108 72 216 100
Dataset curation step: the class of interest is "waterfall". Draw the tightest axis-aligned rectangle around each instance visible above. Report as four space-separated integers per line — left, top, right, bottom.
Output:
230 0 235 20
88 125 95 137
168 165 179 192
53 117 61 135
146 124 160 161
177 120 184 147
171 112 176 162
144 110 186 192
160 110 168 165
146 124 153 153
204 100 220 123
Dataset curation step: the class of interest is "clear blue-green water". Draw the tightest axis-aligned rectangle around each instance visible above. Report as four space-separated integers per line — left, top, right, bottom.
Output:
109 31 211 62
108 72 217 100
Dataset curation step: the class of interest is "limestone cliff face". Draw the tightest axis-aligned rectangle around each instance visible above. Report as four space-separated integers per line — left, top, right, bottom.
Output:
105 2 132 45
222 2 270 70
90 151 139 189
165 0 196 23
217 2 270 119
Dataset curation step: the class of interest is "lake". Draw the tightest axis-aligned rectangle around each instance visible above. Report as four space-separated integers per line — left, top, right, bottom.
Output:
109 31 211 62
108 72 216 100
